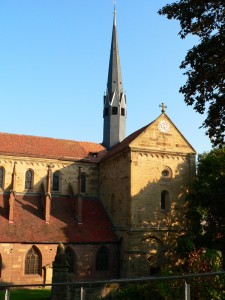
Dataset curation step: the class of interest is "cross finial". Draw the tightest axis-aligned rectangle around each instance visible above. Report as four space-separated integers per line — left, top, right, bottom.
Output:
159 102 167 113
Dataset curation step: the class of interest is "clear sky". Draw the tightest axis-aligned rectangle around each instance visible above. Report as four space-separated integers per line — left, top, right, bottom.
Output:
0 0 212 154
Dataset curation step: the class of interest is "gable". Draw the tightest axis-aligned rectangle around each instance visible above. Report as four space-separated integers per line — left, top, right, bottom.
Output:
130 114 196 154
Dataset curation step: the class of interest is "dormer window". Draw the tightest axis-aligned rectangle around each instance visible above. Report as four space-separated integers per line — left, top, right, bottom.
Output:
90 152 98 158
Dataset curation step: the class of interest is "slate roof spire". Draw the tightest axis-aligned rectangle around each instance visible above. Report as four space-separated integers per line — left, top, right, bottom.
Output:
103 8 126 149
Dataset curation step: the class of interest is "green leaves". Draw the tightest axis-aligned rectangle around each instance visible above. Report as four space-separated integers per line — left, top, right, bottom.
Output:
159 1 225 147
187 148 225 252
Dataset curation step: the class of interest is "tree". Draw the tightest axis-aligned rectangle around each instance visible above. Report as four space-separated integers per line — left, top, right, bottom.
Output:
185 148 225 262
158 2 225 147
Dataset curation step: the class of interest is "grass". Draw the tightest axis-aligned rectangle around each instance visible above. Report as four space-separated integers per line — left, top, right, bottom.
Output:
0 289 51 300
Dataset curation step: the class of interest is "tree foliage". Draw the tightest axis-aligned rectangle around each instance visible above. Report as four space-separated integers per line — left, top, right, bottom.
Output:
158 1 225 147
113 246 224 300
186 148 225 259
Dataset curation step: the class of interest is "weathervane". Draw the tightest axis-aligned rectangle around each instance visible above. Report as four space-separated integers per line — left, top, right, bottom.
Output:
159 102 167 113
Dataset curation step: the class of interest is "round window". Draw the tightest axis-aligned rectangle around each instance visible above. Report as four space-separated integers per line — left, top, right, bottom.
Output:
161 168 172 179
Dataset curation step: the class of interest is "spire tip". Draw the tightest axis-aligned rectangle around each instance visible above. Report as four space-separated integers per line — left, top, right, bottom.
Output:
113 0 116 26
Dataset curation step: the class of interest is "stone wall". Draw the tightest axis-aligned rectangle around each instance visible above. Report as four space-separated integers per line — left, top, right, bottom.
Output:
0 243 118 285
99 115 196 278
99 150 131 228
0 155 99 197
130 150 195 227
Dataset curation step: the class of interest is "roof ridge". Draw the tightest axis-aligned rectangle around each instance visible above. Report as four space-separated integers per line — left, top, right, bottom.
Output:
0 131 103 146
100 122 151 162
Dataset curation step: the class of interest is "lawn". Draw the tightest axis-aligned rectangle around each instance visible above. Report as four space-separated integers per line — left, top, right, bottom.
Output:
0 289 51 300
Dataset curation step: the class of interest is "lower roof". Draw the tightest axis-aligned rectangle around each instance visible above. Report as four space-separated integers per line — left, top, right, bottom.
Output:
0 194 117 244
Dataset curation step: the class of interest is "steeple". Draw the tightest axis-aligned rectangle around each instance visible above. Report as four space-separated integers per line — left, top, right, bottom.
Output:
103 8 126 149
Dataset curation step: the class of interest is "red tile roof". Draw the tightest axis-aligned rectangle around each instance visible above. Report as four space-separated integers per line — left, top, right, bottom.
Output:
0 195 117 243
0 132 106 162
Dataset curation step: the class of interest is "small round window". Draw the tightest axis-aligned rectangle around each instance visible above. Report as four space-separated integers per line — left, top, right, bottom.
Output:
161 167 172 179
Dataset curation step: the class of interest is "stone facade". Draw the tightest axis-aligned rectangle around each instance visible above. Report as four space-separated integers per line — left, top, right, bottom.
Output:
0 148 119 284
100 114 196 277
0 243 118 285
0 10 196 286
0 155 99 197
0 117 195 284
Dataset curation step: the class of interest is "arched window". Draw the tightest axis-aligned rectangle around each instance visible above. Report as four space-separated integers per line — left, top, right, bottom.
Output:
111 193 115 213
65 247 76 273
0 254 2 278
80 173 86 193
0 167 4 189
161 190 170 211
25 246 41 275
144 236 164 276
96 246 109 271
53 171 60 192
25 169 33 190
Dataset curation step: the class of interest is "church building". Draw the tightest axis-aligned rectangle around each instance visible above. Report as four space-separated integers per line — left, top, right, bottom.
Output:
0 9 195 285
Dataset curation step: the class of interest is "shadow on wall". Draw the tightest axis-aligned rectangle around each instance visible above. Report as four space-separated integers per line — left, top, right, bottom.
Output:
0 154 195 280
0 160 119 284
133 158 192 229
1 161 90 228
0 255 13 287
102 155 195 277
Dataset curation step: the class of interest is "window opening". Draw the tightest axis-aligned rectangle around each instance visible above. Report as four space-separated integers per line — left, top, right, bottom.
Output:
53 171 60 192
65 247 75 273
0 254 2 278
90 152 98 158
80 173 86 193
121 108 125 116
96 246 109 271
0 167 4 189
161 167 172 179
111 194 115 213
25 247 41 275
161 190 170 211
25 170 33 190
161 192 166 210
112 107 118 115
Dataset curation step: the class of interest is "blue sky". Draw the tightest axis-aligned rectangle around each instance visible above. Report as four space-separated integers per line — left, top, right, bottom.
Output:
0 0 212 154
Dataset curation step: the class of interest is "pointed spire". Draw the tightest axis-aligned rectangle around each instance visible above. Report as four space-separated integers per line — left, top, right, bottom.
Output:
113 6 116 26
103 8 126 149
107 7 123 100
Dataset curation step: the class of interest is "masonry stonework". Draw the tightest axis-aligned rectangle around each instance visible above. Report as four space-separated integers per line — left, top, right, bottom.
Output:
0 243 118 284
0 156 99 197
0 10 196 286
99 114 196 278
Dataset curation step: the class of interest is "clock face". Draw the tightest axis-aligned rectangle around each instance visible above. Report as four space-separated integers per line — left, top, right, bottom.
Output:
158 120 170 133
